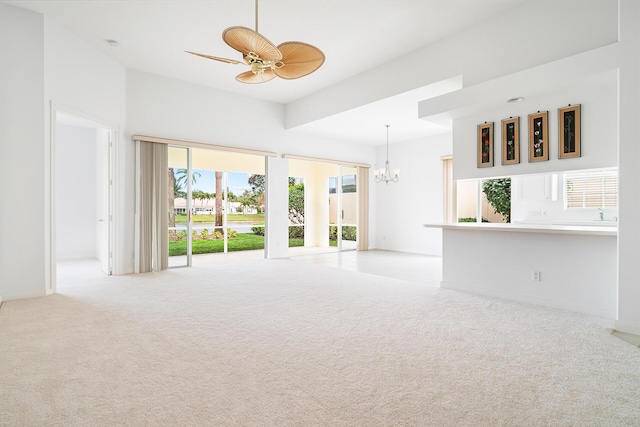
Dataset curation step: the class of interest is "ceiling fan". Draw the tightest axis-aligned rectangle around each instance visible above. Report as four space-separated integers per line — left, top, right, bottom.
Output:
186 0 325 84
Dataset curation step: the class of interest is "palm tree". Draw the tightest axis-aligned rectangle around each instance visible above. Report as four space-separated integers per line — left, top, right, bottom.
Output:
174 169 201 194
172 168 202 223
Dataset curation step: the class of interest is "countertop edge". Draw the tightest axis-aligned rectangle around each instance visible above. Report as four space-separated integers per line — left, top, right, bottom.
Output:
423 223 617 236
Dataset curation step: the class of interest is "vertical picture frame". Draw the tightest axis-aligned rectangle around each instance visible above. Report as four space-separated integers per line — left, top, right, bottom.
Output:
528 111 549 162
477 122 494 168
501 117 520 165
558 104 581 159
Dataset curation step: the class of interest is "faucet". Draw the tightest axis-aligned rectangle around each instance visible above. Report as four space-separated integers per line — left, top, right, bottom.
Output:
598 208 604 221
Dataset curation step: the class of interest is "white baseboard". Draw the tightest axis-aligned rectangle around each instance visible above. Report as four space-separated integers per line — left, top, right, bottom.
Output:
441 281 616 319
614 320 640 336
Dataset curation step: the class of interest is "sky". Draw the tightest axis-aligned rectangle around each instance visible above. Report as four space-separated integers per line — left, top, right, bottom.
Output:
191 170 255 196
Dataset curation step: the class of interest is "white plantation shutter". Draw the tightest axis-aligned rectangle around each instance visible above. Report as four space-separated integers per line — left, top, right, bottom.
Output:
565 169 618 209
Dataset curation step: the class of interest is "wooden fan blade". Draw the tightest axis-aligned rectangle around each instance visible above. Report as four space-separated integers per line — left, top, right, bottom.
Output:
185 51 244 65
273 41 325 79
236 69 276 84
223 26 281 61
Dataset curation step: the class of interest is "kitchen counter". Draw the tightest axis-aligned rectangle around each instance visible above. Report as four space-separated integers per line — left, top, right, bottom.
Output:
424 222 617 237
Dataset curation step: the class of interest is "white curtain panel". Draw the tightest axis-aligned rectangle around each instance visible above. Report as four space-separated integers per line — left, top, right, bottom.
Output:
356 166 369 251
137 141 168 272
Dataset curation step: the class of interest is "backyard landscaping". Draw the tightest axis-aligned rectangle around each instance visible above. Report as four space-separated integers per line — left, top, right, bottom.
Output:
174 213 264 223
168 233 304 256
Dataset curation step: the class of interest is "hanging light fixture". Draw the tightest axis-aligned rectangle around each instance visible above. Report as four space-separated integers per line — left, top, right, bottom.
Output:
374 125 399 184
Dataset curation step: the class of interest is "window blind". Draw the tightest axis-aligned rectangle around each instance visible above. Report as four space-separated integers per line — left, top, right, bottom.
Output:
565 169 618 209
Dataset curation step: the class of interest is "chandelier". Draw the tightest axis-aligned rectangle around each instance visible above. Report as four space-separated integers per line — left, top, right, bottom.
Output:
373 125 399 184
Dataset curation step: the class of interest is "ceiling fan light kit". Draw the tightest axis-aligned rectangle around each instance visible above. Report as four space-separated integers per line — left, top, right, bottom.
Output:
187 0 325 84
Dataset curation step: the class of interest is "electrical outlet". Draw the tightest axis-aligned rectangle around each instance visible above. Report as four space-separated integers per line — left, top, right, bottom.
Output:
532 271 541 282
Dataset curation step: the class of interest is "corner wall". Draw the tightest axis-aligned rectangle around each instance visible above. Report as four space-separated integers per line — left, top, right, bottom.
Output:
374 133 451 255
615 0 640 334
0 4 45 300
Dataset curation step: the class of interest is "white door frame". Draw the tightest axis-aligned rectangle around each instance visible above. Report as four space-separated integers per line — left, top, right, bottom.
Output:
47 102 117 294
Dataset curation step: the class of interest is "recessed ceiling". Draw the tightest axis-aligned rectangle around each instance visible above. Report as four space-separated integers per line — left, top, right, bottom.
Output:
5 0 527 145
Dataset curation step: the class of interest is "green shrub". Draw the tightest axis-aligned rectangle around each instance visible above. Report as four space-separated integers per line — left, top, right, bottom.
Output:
482 178 511 223
329 225 357 241
227 228 237 239
200 229 209 239
343 225 356 241
457 217 489 223
288 225 304 239
251 223 265 236
329 225 337 240
175 230 187 241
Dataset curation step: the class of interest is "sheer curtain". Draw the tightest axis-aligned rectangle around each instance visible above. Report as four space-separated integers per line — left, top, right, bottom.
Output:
135 140 168 273
356 166 369 251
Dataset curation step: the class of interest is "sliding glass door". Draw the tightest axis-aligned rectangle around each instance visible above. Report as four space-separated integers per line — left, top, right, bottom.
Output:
287 159 361 255
168 146 191 267
338 166 358 251
167 146 267 267
330 166 358 251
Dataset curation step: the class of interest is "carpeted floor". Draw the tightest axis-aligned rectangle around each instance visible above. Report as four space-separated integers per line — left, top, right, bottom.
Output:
1 258 639 426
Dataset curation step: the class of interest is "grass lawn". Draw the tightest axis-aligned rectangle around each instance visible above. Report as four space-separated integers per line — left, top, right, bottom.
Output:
174 213 264 223
169 233 303 256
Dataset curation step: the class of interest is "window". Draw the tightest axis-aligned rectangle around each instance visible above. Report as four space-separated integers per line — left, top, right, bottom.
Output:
342 174 357 193
329 177 337 194
564 169 618 209
328 175 356 193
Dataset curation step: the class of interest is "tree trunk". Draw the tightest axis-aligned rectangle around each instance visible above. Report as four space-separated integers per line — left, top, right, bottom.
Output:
168 167 175 227
215 171 223 231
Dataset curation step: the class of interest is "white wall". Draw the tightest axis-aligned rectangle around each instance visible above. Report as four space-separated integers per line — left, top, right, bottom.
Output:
55 125 97 260
0 4 45 300
44 16 127 278
616 0 640 335
374 133 451 255
453 69 618 180
443 229 617 318
0 5 126 299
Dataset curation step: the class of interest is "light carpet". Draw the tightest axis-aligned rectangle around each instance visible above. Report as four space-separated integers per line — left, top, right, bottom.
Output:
1 259 639 426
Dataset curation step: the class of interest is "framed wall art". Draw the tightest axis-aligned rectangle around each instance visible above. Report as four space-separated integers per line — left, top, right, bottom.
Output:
477 122 494 168
558 104 581 159
501 116 520 165
528 111 549 162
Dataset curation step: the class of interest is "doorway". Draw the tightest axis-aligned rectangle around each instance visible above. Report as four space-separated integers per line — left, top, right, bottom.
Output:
52 109 114 292
288 159 359 256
